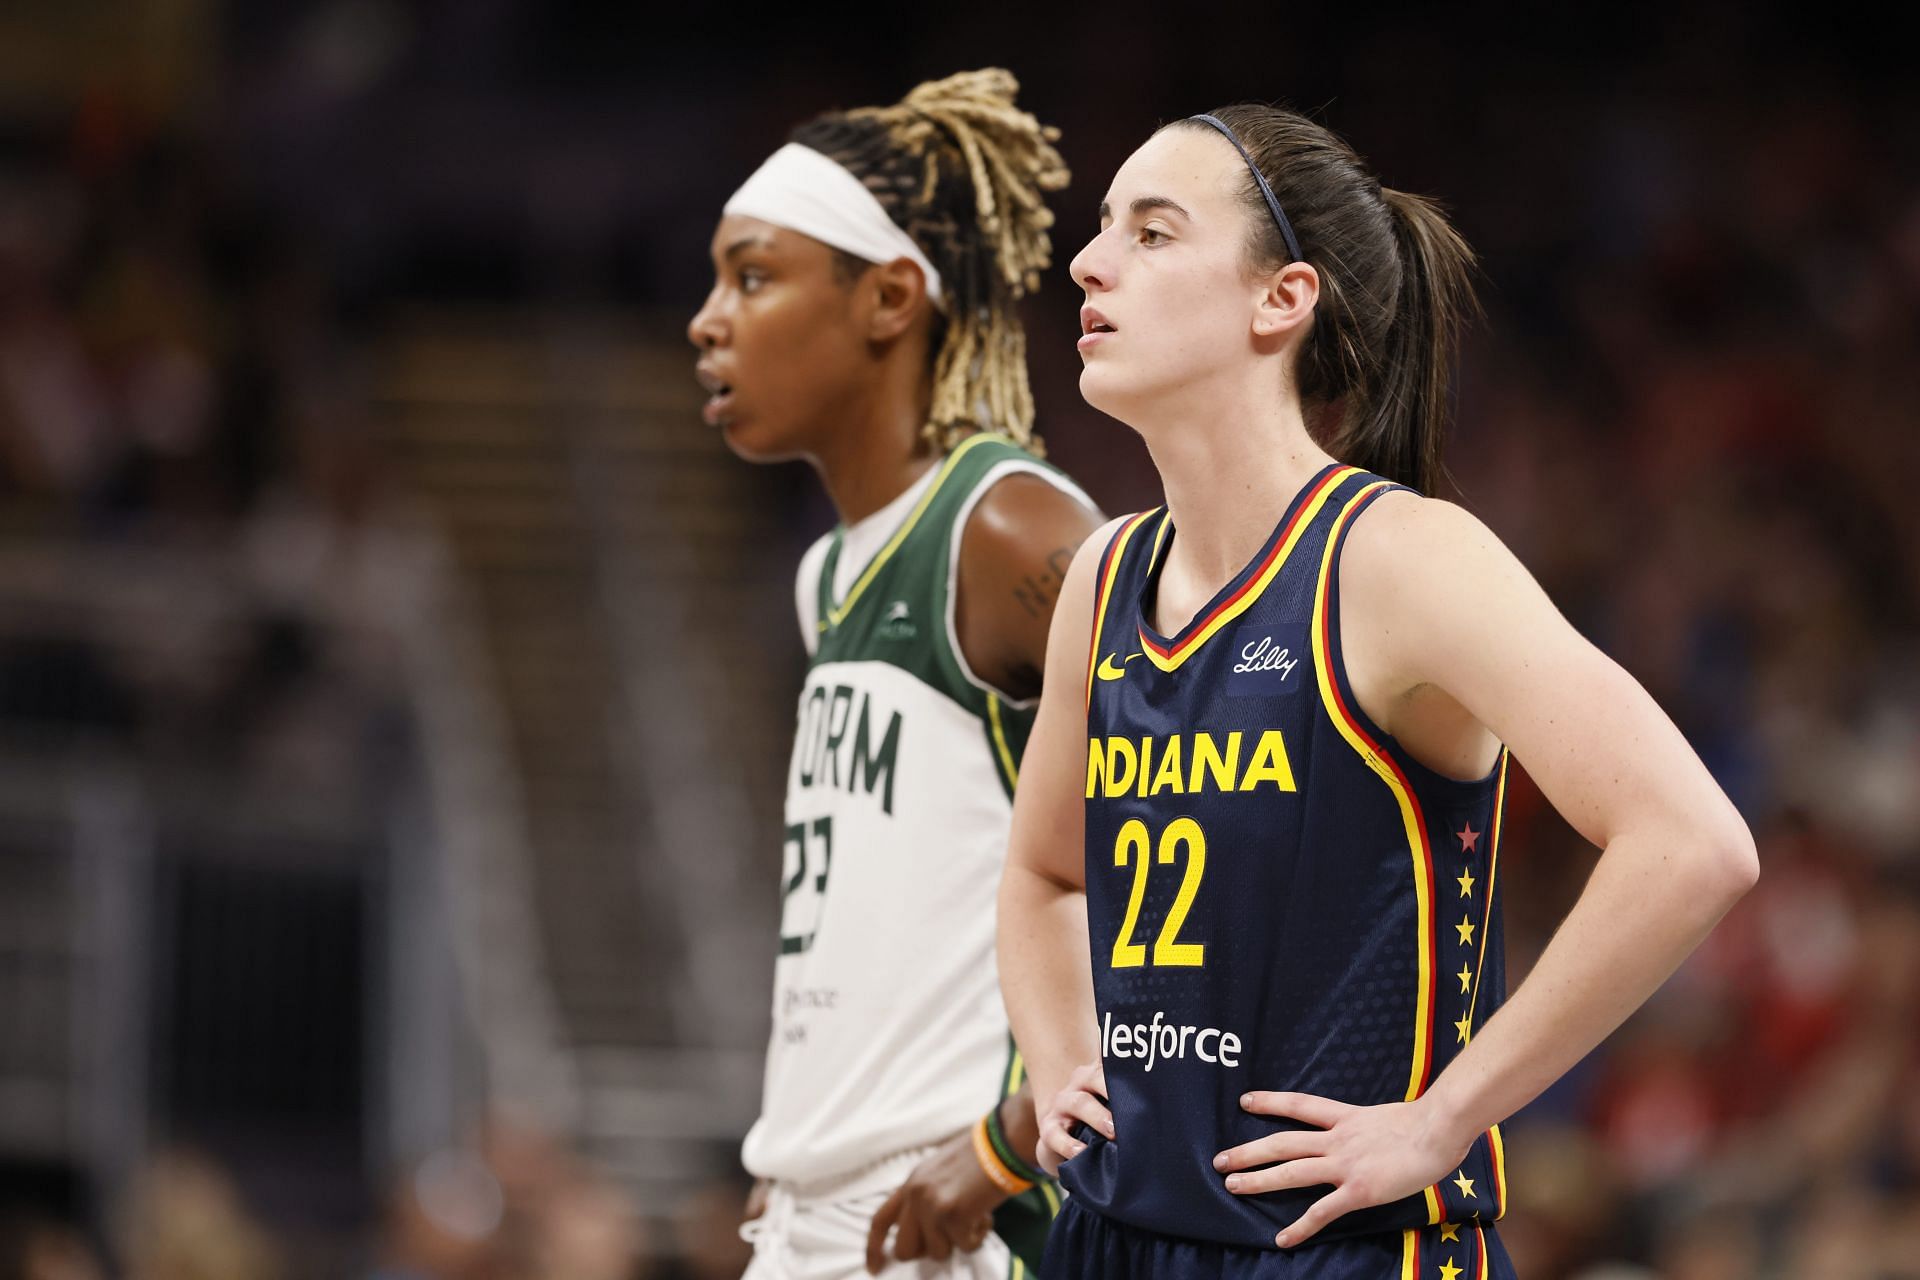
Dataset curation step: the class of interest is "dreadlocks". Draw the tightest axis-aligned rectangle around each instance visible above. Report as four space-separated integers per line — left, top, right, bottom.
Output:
789 68 1068 455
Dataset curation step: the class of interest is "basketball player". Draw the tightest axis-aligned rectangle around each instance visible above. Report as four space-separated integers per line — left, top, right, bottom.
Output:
688 71 1104 1279
995 105 1759 1278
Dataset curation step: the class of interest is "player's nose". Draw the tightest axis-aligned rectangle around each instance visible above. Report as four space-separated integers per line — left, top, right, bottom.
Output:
688 288 727 349
1070 228 1118 294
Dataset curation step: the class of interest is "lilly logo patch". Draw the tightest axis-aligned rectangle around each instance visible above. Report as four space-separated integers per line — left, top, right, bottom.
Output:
1227 628 1303 697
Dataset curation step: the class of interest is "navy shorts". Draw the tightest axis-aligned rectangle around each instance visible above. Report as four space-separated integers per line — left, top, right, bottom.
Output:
1041 1196 1519 1279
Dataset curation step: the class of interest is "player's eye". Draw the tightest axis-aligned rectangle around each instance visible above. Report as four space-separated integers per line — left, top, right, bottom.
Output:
1138 226 1170 247
738 268 767 294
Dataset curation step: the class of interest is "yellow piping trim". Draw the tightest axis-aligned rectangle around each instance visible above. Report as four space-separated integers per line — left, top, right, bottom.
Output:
824 433 1000 630
1309 481 1437 1111
1139 467 1356 673
1084 511 1158 705
987 695 1019 790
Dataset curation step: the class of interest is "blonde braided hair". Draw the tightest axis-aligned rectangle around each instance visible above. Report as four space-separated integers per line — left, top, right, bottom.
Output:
791 68 1068 454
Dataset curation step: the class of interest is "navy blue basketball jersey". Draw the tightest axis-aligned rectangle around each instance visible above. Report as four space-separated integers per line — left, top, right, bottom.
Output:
1060 464 1513 1264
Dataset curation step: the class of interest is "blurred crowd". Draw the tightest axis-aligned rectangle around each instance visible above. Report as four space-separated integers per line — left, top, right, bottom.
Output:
3 9 1919 1280
1436 71 1920 1280
0 1119 753 1280
0 105 414 798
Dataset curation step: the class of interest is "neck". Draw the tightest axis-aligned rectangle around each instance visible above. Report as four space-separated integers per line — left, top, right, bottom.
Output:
1135 375 1335 585
808 359 939 526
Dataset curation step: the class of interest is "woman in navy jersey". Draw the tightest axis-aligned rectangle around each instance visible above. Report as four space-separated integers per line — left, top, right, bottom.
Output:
996 105 1758 1279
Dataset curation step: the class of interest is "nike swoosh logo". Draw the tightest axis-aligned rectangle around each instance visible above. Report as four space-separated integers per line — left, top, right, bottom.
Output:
1096 652 1143 681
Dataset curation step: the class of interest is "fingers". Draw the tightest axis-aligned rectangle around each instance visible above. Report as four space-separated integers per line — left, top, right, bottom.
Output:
1037 1110 1084 1175
918 1216 953 1263
1276 1185 1363 1248
1223 1155 1336 1196
1212 1128 1326 1173
1057 1088 1115 1140
1241 1090 1350 1128
1036 1060 1118 1178
1036 1079 1114 1178
893 1205 923 1264
873 1190 985 1269
865 1184 905 1275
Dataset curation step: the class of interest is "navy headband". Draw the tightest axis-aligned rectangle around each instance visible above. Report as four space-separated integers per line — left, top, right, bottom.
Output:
1186 113 1304 264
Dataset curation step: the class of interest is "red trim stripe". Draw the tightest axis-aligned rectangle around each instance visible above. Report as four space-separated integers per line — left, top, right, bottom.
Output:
1141 464 1348 662
1466 752 1509 1035
1314 494 1440 1094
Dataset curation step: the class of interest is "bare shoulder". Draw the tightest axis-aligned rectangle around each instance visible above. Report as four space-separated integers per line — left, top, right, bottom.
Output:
1345 488 1506 563
961 474 1104 583
1339 488 1531 606
1055 512 1140 599
1047 512 1146 646
954 473 1107 697
1339 486 1569 701
956 472 1106 631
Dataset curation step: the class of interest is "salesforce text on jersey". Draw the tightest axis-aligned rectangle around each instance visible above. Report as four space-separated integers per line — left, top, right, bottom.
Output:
1101 1009 1244 1070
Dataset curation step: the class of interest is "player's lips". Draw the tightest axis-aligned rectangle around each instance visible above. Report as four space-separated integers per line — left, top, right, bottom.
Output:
1078 305 1116 352
695 362 736 425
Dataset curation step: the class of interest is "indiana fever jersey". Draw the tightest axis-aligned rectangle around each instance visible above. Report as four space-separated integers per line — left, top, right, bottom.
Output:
1060 464 1514 1257
743 431 1092 1188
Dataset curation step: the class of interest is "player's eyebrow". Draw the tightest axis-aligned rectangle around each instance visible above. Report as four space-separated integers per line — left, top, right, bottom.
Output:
719 233 777 263
1097 196 1194 222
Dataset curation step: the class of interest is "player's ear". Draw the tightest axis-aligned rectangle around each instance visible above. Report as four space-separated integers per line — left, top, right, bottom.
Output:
1251 260 1319 345
867 257 932 342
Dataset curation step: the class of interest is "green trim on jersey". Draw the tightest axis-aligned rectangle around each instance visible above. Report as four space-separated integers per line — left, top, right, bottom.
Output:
811 432 1068 775
994 1182 1057 1278
982 693 1033 802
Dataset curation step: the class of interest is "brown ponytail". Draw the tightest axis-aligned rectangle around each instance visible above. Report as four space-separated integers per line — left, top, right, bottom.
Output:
1349 187 1481 494
1171 108 1479 493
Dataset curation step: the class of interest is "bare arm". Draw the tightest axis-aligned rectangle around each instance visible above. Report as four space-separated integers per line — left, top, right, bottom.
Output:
996 521 1130 1145
1218 493 1758 1246
955 471 1105 700
1350 493 1758 1147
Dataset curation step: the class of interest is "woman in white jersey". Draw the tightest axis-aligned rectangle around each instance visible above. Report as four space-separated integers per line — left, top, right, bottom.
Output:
688 71 1104 1279
995 104 1759 1278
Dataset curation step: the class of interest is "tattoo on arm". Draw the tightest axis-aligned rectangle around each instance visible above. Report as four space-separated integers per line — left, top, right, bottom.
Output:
1011 546 1078 620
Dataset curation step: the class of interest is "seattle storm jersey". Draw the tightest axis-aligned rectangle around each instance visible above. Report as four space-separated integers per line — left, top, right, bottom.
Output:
743 432 1092 1188
1060 464 1514 1258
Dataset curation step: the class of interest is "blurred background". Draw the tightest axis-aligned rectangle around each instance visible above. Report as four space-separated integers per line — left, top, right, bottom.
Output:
0 1 1916 1276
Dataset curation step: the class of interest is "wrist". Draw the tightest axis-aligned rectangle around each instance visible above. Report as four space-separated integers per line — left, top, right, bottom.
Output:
995 1096 1042 1165
1418 1076 1487 1159
973 1109 1039 1195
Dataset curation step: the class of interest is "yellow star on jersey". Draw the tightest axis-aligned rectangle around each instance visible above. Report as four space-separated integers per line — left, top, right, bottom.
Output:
1440 1222 1461 1243
1455 916 1476 946
1457 869 1475 897
1455 1015 1472 1043
1438 1260 1463 1280
1453 1171 1476 1199
1457 964 1473 993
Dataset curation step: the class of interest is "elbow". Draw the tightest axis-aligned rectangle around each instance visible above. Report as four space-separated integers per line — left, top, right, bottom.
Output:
1701 812 1760 907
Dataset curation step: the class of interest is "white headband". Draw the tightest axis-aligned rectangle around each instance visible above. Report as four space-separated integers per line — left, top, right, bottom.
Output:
723 143 946 311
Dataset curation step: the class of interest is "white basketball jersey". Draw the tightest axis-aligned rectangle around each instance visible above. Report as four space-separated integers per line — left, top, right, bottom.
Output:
743 433 1090 1186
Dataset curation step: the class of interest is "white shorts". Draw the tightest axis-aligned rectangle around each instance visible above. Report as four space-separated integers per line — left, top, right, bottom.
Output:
741 1147 1019 1280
